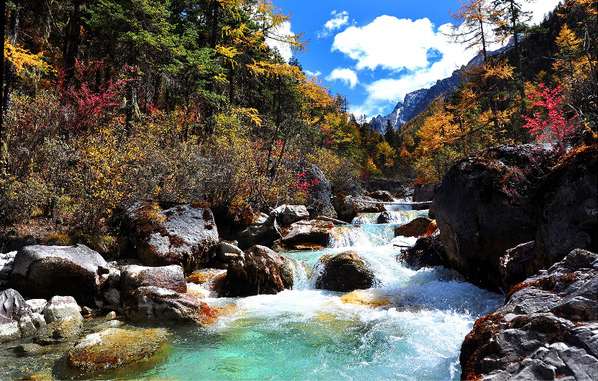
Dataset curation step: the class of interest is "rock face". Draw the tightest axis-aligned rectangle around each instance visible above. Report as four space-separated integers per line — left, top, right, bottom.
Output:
120 265 187 295
315 251 375 292
399 232 447 270
302 164 338 219
223 245 293 297
128 203 219 272
434 145 556 289
534 145 597 271
10 244 108 305
395 218 433 238
274 220 334 250
122 286 214 324
67 328 169 372
460 249 598 380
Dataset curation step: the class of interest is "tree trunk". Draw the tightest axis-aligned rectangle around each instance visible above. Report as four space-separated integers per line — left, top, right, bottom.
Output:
64 0 82 81
0 0 6 178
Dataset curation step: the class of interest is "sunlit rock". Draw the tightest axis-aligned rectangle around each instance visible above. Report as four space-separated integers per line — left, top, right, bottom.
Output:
67 328 169 372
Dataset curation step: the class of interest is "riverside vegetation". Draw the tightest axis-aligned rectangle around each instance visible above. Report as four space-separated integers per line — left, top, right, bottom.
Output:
0 0 596 380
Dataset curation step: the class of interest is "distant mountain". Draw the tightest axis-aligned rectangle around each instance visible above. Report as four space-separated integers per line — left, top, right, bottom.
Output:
369 52 491 133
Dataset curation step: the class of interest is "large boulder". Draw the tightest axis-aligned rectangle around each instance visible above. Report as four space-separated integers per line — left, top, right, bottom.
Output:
460 248 598 380
10 244 108 305
534 145 597 270
222 245 294 297
67 328 169 372
399 231 447 270
127 203 219 272
122 286 214 325
315 251 375 292
434 145 556 289
120 265 187 296
274 220 334 250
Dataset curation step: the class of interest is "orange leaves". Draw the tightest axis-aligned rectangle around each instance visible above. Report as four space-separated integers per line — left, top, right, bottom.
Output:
4 39 54 79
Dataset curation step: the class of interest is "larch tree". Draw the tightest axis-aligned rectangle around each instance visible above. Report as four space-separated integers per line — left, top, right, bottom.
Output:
450 0 503 61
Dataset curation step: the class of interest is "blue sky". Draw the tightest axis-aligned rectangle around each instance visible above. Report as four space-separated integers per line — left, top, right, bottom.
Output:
267 0 562 119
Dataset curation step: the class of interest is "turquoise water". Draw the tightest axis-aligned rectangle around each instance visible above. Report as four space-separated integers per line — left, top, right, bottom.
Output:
136 209 504 380
0 207 503 380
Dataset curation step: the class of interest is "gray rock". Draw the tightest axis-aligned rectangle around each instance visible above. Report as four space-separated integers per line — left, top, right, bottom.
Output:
122 286 212 324
18 315 37 337
270 205 309 226
274 220 334 250
25 299 47 314
43 295 82 323
0 288 29 320
35 314 83 345
0 315 20 343
301 163 337 219
120 265 187 296
10 244 108 305
128 203 219 272
215 241 243 262
222 245 294 297
461 249 598 380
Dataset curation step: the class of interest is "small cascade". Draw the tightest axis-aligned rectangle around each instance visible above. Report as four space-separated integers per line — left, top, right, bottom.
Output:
329 226 371 248
21 198 503 381
285 256 311 290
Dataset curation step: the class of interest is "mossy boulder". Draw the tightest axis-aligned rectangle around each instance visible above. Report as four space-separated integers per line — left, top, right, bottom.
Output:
67 328 169 372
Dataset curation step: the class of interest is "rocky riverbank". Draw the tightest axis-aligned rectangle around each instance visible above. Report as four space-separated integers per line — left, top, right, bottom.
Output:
0 144 596 379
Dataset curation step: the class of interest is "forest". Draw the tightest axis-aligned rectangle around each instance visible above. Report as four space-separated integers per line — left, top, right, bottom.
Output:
0 0 596 252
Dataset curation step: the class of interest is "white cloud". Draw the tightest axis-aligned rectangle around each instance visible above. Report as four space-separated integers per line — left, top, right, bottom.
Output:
305 69 322 78
332 16 443 72
326 68 359 89
341 1 564 117
524 0 563 25
265 21 294 62
326 11 349 31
